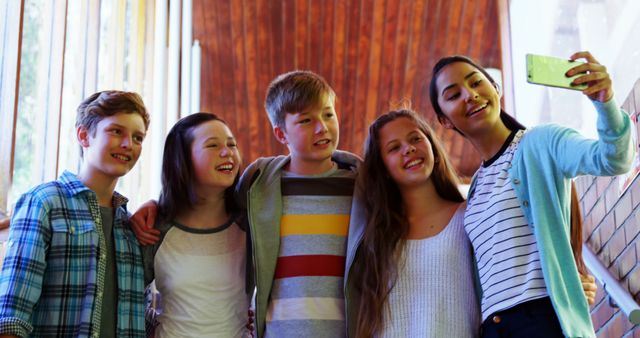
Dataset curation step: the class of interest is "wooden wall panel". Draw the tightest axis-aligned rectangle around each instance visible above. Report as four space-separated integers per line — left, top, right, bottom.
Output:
193 0 503 180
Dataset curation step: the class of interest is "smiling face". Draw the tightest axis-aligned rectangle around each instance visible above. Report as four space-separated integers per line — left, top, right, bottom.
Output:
190 120 241 192
378 117 435 188
435 61 502 137
273 92 339 175
79 112 146 180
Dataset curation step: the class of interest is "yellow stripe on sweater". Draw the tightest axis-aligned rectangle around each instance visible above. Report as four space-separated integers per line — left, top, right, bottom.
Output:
280 215 350 236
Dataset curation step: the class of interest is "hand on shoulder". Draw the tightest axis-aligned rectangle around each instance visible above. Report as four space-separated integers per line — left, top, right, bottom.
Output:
130 199 160 245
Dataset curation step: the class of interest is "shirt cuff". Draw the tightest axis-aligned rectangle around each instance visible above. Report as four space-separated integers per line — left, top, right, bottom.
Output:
0 317 32 338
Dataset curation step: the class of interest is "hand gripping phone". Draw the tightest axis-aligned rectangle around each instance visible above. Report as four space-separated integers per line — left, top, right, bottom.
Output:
526 54 588 91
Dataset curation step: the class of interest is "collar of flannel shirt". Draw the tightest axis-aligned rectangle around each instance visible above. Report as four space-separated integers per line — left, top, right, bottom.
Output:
59 170 129 210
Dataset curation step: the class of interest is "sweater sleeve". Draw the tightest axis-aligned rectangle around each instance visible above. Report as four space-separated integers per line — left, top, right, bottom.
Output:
141 242 158 287
235 159 264 211
548 99 634 177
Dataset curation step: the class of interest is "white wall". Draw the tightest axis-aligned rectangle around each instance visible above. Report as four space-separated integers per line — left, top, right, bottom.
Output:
509 0 640 137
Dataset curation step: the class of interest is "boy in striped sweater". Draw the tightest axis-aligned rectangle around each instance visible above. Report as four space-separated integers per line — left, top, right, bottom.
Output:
236 70 363 338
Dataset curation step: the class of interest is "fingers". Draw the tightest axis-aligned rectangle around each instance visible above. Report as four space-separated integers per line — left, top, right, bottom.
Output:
580 274 598 305
137 229 161 246
586 291 596 305
566 62 607 77
246 309 255 337
569 51 600 64
572 71 613 96
140 199 159 227
584 288 596 305
130 212 146 230
581 77 613 98
579 273 597 291
130 213 160 245
566 51 614 102
129 199 161 245
247 309 255 325
133 227 160 246
571 71 608 85
579 273 596 283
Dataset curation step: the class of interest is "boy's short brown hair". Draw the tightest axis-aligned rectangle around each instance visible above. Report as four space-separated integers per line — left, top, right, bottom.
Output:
76 90 150 157
264 70 336 129
76 90 150 134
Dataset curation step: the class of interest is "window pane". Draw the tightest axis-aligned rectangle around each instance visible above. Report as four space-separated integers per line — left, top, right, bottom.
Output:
7 0 157 213
58 0 92 177
11 0 66 205
509 0 640 137
0 0 23 213
10 0 48 203
0 1 9 133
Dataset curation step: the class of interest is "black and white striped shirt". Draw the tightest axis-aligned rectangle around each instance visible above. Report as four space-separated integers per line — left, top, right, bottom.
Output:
465 130 548 320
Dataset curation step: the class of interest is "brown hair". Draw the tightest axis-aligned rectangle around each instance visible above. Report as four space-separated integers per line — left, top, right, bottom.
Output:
76 90 150 157
354 108 463 338
571 182 587 275
264 70 336 129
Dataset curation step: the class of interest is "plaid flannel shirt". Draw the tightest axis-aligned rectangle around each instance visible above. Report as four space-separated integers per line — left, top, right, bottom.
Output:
0 171 145 337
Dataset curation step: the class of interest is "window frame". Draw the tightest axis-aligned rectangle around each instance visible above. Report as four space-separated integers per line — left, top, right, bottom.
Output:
1 0 159 218
0 0 24 216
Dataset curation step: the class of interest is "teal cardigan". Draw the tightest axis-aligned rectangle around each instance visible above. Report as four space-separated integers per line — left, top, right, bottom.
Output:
468 99 634 337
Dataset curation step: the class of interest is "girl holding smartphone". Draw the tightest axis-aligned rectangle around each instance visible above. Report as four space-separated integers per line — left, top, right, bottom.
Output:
428 52 633 337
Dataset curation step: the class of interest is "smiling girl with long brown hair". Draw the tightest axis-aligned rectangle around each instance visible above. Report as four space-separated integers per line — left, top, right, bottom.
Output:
348 109 480 337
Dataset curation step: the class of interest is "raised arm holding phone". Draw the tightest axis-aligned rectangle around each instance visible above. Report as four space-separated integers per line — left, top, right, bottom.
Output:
427 51 632 338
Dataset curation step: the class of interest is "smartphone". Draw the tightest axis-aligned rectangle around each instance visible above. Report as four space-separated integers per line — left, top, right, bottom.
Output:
526 54 587 91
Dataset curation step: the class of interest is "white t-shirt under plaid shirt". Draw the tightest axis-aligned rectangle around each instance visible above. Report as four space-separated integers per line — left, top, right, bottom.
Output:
465 130 548 321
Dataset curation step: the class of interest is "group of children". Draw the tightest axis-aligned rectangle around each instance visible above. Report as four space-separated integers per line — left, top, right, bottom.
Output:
0 50 632 338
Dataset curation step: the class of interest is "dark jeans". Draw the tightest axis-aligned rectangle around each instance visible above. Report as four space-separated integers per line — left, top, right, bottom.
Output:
480 297 564 338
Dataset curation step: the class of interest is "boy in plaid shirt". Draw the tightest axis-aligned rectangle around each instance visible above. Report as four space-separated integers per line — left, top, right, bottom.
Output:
0 91 149 338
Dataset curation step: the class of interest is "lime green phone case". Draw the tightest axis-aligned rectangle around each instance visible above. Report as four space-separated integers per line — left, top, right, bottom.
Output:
526 54 587 91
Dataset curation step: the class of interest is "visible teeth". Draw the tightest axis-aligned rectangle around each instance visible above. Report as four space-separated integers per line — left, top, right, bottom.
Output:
315 139 330 145
217 164 233 171
470 104 487 114
405 159 423 169
112 154 130 161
